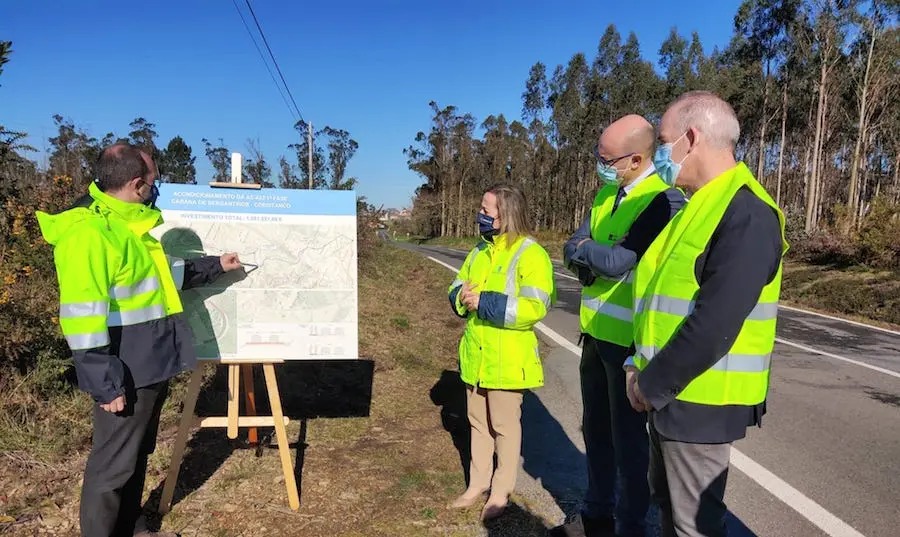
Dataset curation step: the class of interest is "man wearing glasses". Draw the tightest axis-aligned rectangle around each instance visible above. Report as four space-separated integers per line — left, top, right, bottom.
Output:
555 115 685 537
36 143 243 537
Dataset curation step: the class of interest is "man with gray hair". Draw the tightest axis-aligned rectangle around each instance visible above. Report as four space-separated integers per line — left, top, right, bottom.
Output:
624 91 788 537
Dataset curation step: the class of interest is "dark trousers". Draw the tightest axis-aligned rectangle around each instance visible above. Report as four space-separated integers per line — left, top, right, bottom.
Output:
80 381 169 537
648 414 730 537
580 335 650 537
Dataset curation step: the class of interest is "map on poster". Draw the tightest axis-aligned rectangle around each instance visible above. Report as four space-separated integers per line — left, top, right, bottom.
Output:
151 184 358 361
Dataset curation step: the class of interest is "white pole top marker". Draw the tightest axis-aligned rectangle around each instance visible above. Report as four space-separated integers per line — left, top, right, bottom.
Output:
231 152 242 183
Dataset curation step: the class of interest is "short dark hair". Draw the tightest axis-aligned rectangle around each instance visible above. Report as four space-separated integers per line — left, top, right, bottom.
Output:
95 143 148 192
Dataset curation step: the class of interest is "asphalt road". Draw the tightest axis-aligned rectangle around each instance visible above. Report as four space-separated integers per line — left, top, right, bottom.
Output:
398 241 900 537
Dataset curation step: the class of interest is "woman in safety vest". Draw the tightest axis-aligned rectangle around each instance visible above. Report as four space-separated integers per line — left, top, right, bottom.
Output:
447 183 556 520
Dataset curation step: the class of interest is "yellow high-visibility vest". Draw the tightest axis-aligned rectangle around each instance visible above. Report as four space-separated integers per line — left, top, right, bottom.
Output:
580 174 669 346
632 162 788 406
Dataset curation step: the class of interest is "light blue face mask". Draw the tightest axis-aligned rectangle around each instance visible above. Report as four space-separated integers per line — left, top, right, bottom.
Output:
597 162 622 186
653 132 689 186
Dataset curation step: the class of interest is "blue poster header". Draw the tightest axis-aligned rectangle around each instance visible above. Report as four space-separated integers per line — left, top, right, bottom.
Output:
155 184 357 216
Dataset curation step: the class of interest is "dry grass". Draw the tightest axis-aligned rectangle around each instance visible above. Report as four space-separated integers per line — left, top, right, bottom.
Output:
0 243 552 536
781 262 900 328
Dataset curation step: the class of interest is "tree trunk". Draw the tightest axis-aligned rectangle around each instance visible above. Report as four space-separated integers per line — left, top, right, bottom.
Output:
893 151 900 203
757 66 771 185
806 55 829 233
776 80 788 206
847 5 879 233
440 184 447 237
456 169 465 238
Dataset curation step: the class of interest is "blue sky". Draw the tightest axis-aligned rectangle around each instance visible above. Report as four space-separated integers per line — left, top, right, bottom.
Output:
1 0 741 209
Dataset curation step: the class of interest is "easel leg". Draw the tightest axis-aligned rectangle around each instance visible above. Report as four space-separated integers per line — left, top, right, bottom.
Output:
263 363 300 510
159 366 204 514
227 364 239 439
242 364 258 444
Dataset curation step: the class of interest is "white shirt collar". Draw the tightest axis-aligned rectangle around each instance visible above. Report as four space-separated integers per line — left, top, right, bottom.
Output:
622 163 657 194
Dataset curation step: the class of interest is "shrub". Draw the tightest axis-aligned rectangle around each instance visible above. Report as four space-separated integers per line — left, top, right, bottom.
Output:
1 176 81 378
857 196 900 270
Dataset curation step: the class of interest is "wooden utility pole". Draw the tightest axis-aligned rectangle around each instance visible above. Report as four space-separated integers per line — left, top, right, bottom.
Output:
308 121 313 189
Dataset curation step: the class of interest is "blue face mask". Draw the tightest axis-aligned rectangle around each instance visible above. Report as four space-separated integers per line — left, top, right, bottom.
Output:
597 162 622 186
477 212 499 241
142 179 161 207
653 133 689 186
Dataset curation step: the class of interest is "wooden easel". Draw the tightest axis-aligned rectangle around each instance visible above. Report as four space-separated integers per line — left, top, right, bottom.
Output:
158 162 300 513
158 359 299 513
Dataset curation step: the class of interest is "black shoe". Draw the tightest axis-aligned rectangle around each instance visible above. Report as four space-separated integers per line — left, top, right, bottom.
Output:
549 515 615 537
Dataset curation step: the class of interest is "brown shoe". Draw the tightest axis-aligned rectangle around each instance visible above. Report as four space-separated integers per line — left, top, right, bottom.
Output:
449 487 489 509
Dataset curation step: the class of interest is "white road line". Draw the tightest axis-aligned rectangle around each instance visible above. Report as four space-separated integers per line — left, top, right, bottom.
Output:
425 253 869 537
730 450 866 537
427 256 461 273
775 337 900 379
779 304 900 336
555 270 579 282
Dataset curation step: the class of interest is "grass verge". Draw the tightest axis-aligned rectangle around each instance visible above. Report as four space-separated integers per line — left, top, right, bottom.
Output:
0 242 553 536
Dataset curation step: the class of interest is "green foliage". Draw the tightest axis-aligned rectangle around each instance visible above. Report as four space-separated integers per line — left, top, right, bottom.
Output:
1 176 82 375
160 135 197 184
243 138 274 187
321 126 359 190
287 120 327 189
0 40 11 84
404 2 900 253
202 137 230 182
127 117 160 162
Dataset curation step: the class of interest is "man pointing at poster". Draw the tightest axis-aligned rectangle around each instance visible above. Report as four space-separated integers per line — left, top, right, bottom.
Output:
36 143 243 537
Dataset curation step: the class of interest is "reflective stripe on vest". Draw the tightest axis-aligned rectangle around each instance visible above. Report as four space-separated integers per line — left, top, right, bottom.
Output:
108 304 168 327
65 331 111 350
635 294 778 321
110 276 160 300
635 344 771 373
60 300 109 318
501 238 535 327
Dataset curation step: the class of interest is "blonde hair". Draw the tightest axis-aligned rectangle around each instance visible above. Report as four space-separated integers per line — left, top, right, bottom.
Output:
487 182 532 245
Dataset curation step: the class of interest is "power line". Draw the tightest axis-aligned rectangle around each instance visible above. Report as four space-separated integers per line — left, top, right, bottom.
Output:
243 0 304 123
230 0 298 124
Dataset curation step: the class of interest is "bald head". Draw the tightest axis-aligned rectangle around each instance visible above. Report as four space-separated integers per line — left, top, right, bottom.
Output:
598 114 655 158
596 114 656 186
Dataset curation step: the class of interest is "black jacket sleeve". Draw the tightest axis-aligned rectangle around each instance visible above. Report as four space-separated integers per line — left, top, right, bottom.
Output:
639 189 783 410
182 255 225 290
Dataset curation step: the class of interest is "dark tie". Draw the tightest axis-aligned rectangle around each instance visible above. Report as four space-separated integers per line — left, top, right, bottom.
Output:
611 187 625 214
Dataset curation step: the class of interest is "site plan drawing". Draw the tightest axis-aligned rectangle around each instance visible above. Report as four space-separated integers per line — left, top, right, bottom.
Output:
151 185 358 361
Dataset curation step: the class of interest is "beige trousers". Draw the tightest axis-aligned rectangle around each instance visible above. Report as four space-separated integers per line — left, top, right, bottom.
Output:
466 385 524 498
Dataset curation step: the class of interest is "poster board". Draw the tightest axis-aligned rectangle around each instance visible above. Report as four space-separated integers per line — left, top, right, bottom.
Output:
151 184 359 361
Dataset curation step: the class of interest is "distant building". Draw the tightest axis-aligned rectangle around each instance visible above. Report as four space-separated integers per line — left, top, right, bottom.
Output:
380 208 411 222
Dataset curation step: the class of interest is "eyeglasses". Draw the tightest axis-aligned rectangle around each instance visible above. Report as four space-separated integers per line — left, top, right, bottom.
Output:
595 147 635 167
